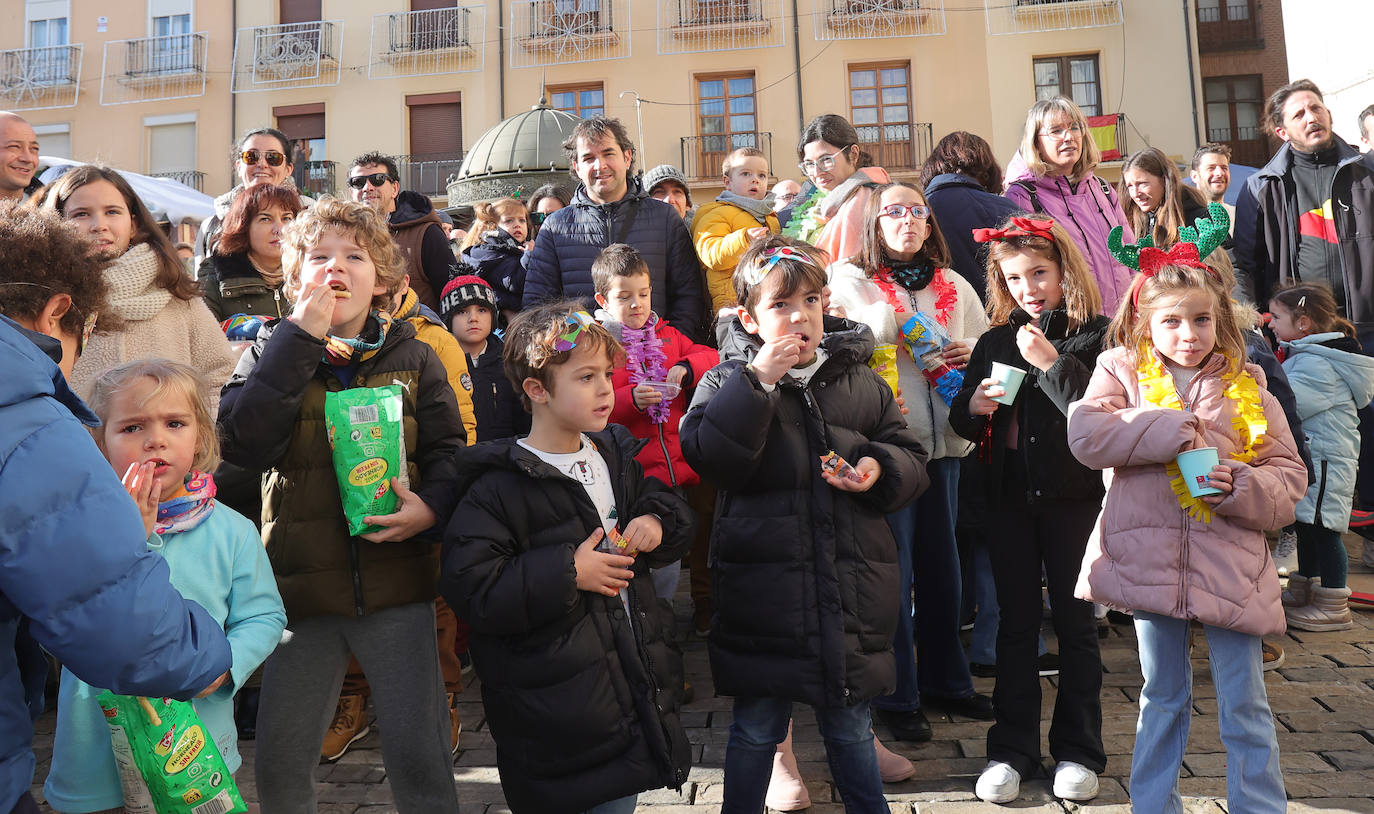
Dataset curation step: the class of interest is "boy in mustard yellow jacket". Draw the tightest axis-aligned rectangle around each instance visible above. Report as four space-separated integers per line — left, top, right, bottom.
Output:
691 147 780 314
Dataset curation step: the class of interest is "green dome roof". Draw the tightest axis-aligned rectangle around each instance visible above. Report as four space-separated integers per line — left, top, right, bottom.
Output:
455 98 581 179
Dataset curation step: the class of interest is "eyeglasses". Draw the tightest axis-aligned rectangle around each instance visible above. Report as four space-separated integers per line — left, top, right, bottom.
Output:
1039 123 1083 141
878 203 930 221
798 146 854 175
347 172 396 190
240 149 286 167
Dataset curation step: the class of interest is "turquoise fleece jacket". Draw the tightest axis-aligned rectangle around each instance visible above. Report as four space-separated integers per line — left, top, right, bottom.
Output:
44 504 285 813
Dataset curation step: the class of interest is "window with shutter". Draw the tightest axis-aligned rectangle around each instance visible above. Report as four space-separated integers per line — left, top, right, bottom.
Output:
405 95 463 196
279 0 321 24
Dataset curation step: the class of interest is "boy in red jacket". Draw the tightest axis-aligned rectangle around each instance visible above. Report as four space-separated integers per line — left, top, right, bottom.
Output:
593 243 719 604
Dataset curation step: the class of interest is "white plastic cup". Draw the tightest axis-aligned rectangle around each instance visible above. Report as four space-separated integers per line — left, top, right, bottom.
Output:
1176 447 1223 497
988 362 1027 406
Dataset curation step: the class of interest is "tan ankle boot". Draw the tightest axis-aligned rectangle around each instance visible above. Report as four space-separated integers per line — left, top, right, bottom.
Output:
765 721 810 811
1281 574 1315 608
873 733 914 782
1285 585 1354 631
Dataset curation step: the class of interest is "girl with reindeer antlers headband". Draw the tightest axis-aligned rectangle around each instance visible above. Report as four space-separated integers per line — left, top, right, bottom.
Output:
1065 204 1306 814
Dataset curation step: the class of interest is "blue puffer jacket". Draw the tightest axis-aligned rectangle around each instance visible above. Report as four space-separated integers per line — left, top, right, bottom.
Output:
0 317 231 812
521 181 707 342
923 172 1021 303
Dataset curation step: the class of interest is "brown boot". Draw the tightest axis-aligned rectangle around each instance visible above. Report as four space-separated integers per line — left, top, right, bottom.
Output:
321 695 369 762
765 721 810 811
1281 574 1314 608
1286 585 1354 631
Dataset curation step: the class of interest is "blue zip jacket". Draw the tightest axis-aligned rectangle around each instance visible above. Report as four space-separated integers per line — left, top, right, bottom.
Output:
923 172 1021 302
0 316 231 811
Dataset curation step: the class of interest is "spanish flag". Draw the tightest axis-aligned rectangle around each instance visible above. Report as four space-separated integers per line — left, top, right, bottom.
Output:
1087 114 1121 161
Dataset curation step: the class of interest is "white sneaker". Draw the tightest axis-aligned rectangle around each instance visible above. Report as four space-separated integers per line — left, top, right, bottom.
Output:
975 760 1020 804
1273 529 1298 576
1053 760 1099 801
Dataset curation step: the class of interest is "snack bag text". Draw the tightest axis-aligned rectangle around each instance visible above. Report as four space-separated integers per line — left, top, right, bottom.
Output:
324 386 405 535
900 313 964 405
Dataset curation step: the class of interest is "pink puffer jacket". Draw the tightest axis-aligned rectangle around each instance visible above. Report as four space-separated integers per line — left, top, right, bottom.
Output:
1067 346 1306 637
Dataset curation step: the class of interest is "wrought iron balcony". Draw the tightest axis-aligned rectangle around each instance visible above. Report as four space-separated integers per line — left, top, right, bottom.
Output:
986 0 1122 35
658 0 784 53
100 33 207 105
1197 0 1261 51
511 0 631 68
1206 124 1269 167
815 0 945 40
680 131 772 181
292 160 337 199
370 7 485 78
232 20 342 92
149 170 206 192
0 44 83 110
855 122 933 171
397 152 466 198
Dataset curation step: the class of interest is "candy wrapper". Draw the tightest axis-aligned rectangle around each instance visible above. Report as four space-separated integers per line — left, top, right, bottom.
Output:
595 526 636 557
820 450 870 484
868 344 899 396
324 386 406 536
900 313 964 405
96 693 247 814
219 314 269 342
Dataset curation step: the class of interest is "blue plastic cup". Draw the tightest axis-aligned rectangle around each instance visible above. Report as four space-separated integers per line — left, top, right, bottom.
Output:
988 362 1027 405
1176 447 1223 497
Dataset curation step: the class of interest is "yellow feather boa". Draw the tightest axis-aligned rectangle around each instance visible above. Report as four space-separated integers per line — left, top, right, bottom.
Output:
1137 348 1267 523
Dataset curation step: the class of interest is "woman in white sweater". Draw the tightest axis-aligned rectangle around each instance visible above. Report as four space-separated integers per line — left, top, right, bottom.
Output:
827 180 991 743
42 165 236 411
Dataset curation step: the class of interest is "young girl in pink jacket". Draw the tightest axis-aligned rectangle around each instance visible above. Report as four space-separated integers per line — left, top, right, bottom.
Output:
1067 216 1306 814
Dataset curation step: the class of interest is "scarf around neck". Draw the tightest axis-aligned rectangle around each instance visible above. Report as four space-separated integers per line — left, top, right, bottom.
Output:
620 312 670 425
325 310 392 366
154 469 216 535
248 254 285 289
715 190 777 224
819 170 876 219
105 243 171 322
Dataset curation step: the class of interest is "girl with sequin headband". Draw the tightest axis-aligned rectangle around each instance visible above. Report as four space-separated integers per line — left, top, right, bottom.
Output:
950 215 1109 805
1067 205 1306 814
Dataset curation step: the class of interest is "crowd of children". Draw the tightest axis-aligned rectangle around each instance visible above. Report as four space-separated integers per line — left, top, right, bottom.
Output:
23 131 1365 814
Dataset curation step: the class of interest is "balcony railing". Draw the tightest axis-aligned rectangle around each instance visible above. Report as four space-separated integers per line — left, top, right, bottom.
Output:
815 0 945 40
986 0 1122 35
293 160 337 199
369 6 485 78
658 0 784 54
232 20 343 92
511 0 631 68
100 33 207 105
680 131 772 181
397 153 466 198
149 170 206 191
1206 124 1270 167
0 44 83 110
855 122 933 171
1197 2 1260 51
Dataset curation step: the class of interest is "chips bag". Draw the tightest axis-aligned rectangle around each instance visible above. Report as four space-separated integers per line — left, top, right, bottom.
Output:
820 450 870 484
96 693 247 814
324 386 405 536
868 344 899 396
900 313 964 406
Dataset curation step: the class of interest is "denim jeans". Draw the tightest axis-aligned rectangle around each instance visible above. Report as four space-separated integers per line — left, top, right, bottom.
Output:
1130 612 1285 814
722 696 887 814
873 457 974 713
584 793 638 814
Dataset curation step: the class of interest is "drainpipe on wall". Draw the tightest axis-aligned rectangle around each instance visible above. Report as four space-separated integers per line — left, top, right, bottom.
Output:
498 0 506 119
791 0 803 134
1182 0 1201 147
230 1 238 150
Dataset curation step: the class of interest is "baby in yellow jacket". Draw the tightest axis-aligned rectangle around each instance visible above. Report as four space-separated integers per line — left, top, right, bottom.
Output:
691 147 781 313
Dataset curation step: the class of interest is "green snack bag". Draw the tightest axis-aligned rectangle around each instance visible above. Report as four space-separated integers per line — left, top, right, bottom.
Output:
324 385 405 535
96 692 247 814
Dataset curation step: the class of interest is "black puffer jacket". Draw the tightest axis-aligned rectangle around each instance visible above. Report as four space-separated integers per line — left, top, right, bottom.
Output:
465 334 530 441
439 426 692 814
680 317 928 708
462 229 526 315
950 309 1109 505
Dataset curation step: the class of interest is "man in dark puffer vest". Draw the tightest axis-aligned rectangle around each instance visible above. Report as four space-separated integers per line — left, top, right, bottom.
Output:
521 116 707 342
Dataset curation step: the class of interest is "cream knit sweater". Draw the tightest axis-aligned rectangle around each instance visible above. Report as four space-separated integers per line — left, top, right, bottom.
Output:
70 244 238 413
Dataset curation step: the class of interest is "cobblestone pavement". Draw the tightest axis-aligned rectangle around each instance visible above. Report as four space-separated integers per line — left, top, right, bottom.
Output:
28 539 1374 814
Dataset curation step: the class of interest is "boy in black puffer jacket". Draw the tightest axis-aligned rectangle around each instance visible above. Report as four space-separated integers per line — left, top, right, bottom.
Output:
681 237 928 813
440 301 693 814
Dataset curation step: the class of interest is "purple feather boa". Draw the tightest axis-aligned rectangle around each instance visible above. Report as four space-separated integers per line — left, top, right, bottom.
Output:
622 313 670 424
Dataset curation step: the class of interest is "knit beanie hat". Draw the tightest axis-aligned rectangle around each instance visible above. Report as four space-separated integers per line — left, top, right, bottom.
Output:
642 164 692 206
439 274 497 324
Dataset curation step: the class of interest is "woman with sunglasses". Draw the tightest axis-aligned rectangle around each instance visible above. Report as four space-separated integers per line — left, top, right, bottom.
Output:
1004 97 1133 315
786 114 891 266
527 184 570 240
827 181 993 746
194 128 311 265
41 165 236 412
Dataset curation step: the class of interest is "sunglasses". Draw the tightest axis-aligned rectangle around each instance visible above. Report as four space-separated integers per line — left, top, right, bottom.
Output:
240 149 286 167
529 211 548 226
878 203 931 220
347 172 396 190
